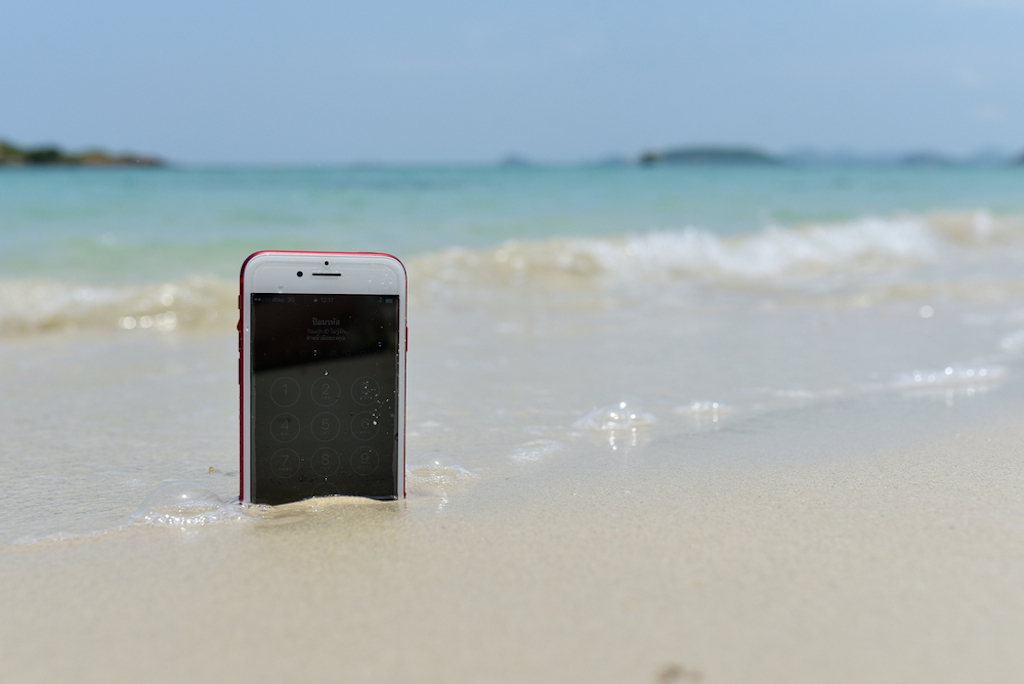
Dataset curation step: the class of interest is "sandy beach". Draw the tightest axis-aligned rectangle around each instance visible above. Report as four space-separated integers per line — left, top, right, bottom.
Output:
3 408 1023 683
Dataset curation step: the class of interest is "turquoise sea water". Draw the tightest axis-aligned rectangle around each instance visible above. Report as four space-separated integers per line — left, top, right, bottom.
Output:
1 163 1023 337
2 163 1023 283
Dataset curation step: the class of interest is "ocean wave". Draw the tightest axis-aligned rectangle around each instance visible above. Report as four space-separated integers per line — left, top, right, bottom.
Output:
2 213 1021 338
409 215 962 288
0 276 236 337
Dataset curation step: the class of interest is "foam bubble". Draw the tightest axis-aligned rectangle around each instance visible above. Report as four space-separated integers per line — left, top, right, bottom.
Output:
508 439 566 463
675 400 731 425
573 395 657 431
892 364 1006 390
1000 329 1024 352
406 452 475 491
130 482 250 527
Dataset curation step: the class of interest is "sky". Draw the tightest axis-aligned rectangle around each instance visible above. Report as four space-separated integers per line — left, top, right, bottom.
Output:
2 0 1023 164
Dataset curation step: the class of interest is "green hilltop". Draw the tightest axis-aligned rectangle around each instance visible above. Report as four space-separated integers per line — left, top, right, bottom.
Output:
639 146 780 165
0 140 163 167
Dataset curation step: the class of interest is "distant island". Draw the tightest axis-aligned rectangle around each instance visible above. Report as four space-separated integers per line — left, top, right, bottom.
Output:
639 146 781 165
0 140 163 167
636 145 1024 167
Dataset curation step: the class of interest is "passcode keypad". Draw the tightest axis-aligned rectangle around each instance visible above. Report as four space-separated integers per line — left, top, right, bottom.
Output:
256 372 388 490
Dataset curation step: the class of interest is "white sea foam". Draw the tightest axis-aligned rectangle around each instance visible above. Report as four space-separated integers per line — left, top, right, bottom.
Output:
406 452 475 493
585 218 940 280
411 216 950 291
508 439 566 463
130 482 251 527
2 214 1020 339
0 276 236 337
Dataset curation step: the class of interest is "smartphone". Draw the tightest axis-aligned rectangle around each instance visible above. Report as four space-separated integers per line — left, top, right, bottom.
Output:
239 251 406 505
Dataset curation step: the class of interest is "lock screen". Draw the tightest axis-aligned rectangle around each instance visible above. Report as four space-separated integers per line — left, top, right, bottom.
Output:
250 293 400 504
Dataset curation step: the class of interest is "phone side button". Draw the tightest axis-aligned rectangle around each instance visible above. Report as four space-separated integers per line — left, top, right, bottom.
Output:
405 326 408 352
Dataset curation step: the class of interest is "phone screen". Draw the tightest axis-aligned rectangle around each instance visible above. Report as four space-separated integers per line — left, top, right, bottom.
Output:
250 293 400 504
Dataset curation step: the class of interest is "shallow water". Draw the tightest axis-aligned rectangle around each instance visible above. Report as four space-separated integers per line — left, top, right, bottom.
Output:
3 245 1023 544
2 164 1024 545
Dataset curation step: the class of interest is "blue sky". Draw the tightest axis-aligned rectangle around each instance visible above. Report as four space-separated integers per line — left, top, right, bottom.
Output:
2 0 1022 164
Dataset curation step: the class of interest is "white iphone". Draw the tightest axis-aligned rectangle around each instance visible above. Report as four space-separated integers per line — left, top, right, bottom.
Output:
239 251 406 504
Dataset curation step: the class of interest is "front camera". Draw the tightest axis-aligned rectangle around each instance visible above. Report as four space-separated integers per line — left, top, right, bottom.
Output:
324 261 329 265
297 271 303 277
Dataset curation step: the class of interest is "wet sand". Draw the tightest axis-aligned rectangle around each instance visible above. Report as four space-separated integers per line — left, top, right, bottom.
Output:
3 413 1023 683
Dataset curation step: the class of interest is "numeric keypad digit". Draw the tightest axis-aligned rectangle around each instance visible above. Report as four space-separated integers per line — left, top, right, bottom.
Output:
270 377 300 407
311 377 342 406
270 413 300 442
311 412 342 441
